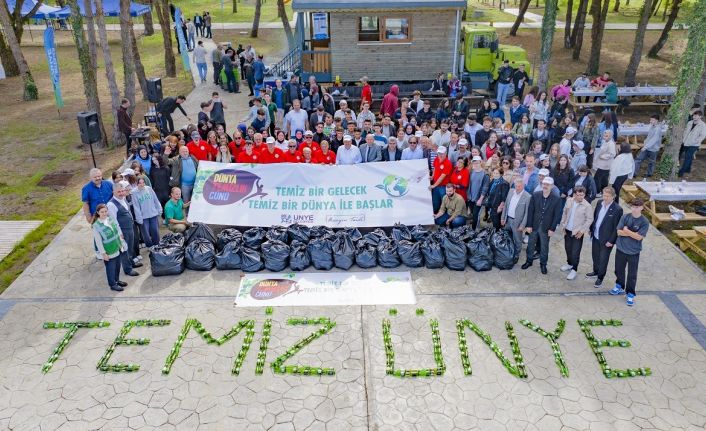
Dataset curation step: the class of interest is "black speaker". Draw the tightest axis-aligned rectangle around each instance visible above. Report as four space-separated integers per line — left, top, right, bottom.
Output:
147 77 163 103
77 111 101 145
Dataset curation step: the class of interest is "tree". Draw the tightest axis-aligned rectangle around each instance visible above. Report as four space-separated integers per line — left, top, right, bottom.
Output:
131 27 148 100
83 0 99 70
537 0 559 91
586 0 610 75
277 0 294 50
67 0 108 147
138 0 155 36
510 0 531 37
696 58 706 108
120 0 136 114
0 0 37 99
251 0 262 38
624 0 654 86
94 0 124 145
647 0 682 58
613 0 621 12
570 0 590 51
153 0 176 77
660 0 706 179
233 0 238 13
0 0 44 77
564 0 574 48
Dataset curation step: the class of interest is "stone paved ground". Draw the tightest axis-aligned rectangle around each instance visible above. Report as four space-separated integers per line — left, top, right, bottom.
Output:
1 211 706 430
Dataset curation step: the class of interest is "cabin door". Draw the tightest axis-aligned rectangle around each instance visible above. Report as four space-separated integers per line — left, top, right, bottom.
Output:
302 12 331 82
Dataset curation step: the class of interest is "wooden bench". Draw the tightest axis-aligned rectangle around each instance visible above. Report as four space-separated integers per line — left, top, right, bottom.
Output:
673 228 706 260
651 212 706 227
621 184 640 202
568 101 619 109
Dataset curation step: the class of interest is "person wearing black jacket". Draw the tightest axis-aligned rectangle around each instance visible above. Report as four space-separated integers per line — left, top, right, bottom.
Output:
149 155 171 211
382 138 403 161
587 186 623 288
473 118 493 148
521 177 563 274
157 95 189 135
552 155 575 204
484 167 510 229
430 73 447 93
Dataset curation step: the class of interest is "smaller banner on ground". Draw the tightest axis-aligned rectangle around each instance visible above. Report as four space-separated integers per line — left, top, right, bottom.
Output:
235 272 416 307
43 26 64 109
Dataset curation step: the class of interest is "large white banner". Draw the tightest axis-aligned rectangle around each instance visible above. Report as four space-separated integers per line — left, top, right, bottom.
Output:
188 160 434 227
235 272 416 307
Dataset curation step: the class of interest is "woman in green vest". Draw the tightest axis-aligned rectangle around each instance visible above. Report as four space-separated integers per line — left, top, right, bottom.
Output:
92 204 127 292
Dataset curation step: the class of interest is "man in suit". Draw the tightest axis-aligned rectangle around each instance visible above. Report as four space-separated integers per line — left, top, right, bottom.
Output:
382 138 403 162
360 134 382 163
587 186 623 288
501 177 532 261
521 177 563 274
309 105 327 128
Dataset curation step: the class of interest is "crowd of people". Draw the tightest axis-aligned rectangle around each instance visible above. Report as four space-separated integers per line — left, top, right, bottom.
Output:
85 54 706 306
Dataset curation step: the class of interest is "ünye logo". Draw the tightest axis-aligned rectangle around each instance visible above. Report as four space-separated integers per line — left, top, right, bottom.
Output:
250 279 300 300
202 169 267 205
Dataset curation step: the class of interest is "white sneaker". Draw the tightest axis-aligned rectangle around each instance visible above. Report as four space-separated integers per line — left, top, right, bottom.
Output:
137 255 143 261
567 270 577 280
560 264 573 272
523 236 529 244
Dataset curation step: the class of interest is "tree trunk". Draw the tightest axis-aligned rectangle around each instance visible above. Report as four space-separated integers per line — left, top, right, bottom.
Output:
0 32 19 77
564 0 574 48
696 57 706 108
570 0 589 49
233 0 238 13
131 27 149 101
1 0 44 76
94 0 124 146
537 0 559 91
251 0 262 38
624 0 653 86
662 0 670 20
647 0 682 58
120 0 136 115
613 0 620 12
67 0 108 147
586 0 610 75
510 0 531 36
139 0 155 36
651 0 661 15
83 0 99 70
153 0 176 77
662 0 706 179
277 0 294 50
0 0 36 99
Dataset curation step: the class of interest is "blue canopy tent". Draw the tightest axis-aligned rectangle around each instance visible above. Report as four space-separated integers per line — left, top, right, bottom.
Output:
6 0 69 19
56 0 151 17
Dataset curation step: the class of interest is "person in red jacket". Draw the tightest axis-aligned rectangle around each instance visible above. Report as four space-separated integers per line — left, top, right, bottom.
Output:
186 130 216 161
302 147 316 164
449 157 469 201
283 139 303 163
298 130 321 153
228 129 246 159
429 145 453 213
251 133 266 153
259 137 284 164
380 84 399 117
236 141 260 163
360 76 372 107
316 140 336 165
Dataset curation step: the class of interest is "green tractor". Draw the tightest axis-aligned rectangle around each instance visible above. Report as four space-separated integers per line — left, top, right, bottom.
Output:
460 24 532 95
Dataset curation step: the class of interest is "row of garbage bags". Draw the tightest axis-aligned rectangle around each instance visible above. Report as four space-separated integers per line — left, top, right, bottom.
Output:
149 223 517 277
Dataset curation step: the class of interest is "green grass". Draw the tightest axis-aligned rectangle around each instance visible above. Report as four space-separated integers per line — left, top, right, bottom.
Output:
466 1 521 22
172 0 293 24
522 0 695 25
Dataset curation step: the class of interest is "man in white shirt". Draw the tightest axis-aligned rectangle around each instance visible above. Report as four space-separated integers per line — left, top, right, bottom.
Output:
559 127 577 156
464 115 482 146
401 136 424 160
356 102 376 129
334 100 356 122
284 99 309 138
336 135 362 165
501 177 531 261
431 121 451 147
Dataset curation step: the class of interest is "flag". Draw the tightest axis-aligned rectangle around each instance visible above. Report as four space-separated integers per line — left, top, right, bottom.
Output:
174 7 191 72
43 27 64 109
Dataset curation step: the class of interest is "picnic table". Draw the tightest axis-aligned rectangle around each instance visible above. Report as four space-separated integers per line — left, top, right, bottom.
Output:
569 86 675 112
625 181 706 226
617 122 668 137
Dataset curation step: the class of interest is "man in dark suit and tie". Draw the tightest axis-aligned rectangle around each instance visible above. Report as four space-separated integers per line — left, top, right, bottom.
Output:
361 133 382 163
382 138 403 162
521 176 563 274
587 186 623 288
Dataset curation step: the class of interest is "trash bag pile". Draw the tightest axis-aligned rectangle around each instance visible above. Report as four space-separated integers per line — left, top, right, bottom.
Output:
150 224 518 276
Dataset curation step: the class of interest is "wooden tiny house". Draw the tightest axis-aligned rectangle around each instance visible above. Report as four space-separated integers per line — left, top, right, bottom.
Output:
288 0 467 83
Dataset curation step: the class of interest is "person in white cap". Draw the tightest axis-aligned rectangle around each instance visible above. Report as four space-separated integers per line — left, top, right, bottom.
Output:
260 136 284 164
299 130 321 153
570 140 587 172
336 135 362 165
429 145 453 213
401 135 423 160
534 168 560 196
559 126 577 156
450 138 472 164
522 176 563 274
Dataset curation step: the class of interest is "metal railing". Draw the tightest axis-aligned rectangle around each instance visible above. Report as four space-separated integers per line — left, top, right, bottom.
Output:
270 47 301 79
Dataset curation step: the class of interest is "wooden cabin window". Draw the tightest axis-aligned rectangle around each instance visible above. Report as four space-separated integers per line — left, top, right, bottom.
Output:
358 16 412 43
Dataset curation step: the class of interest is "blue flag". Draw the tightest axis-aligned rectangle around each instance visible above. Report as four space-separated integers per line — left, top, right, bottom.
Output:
174 8 191 72
43 27 64 109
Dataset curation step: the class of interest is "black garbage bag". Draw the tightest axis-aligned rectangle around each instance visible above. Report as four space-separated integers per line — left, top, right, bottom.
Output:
377 239 401 268
243 227 267 249
308 237 334 270
475 227 494 242
355 240 377 268
215 240 243 270
185 223 216 246
310 225 335 239
185 238 216 271
411 225 430 242
467 236 493 272
332 233 355 270
287 223 311 243
240 247 264 272
159 232 185 248
150 245 185 276
289 240 311 271
216 228 242 251
397 240 424 268
265 226 289 244
491 229 516 270
262 240 291 272
421 234 445 269
391 224 412 242
442 236 467 271
363 228 388 246
341 227 363 242
451 225 476 242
